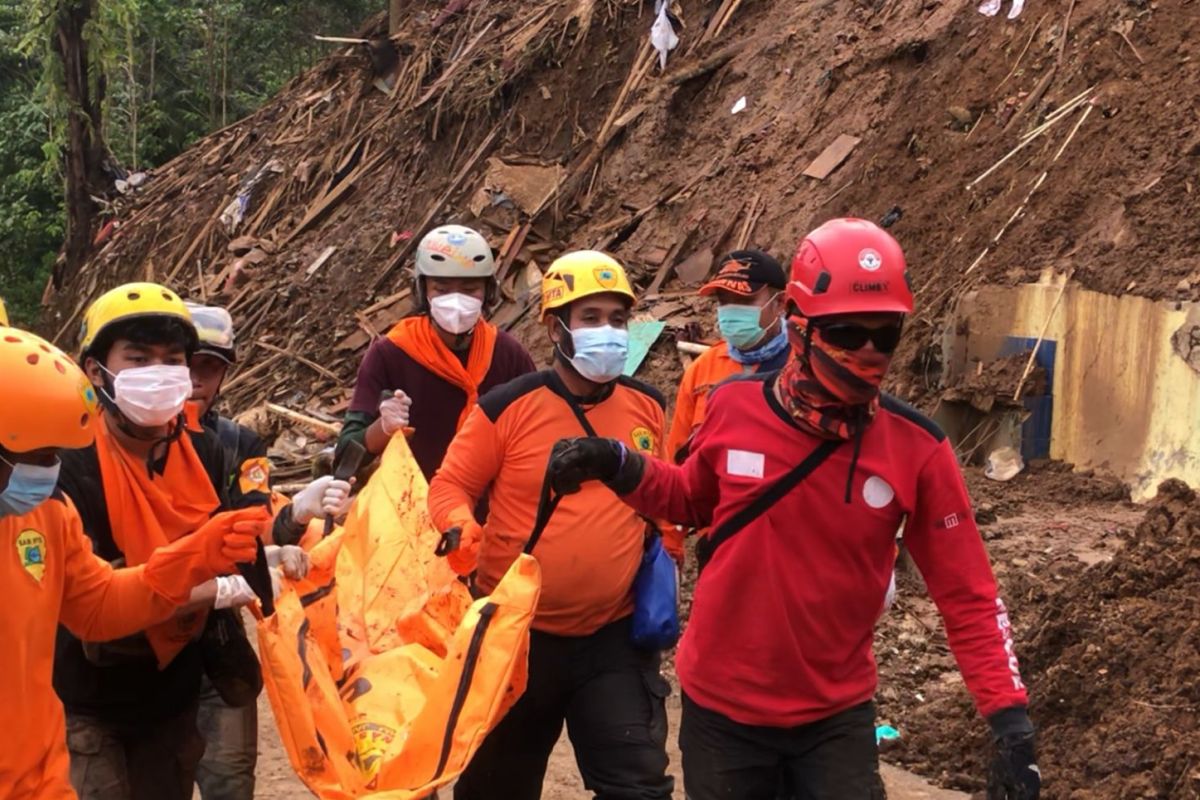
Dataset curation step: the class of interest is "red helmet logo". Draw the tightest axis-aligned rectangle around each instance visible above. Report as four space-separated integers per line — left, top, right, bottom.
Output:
787 218 914 318
858 248 882 272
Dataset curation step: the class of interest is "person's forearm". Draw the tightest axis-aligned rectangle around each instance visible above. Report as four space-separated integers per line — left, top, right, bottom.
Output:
271 504 306 546
60 564 178 641
177 579 218 615
623 456 709 528
364 416 392 454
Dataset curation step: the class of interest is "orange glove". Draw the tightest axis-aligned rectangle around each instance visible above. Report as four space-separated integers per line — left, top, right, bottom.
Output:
142 508 271 604
444 520 483 577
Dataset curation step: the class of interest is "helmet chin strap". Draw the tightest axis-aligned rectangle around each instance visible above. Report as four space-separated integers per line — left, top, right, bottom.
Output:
95 375 184 471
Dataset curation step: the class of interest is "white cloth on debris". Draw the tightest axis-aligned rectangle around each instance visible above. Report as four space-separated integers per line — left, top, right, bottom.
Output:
650 1 679 70
978 0 1025 19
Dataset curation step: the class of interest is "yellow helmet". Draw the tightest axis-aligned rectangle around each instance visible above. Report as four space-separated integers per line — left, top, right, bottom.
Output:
0 326 99 452
79 282 196 357
540 251 637 319
0 297 8 327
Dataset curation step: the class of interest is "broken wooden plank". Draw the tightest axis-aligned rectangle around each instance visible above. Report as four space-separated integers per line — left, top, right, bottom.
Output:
495 221 532 288
370 120 504 292
803 135 861 180
256 339 342 384
222 352 284 394
166 200 225 283
265 402 341 435
282 149 388 245
415 18 497 108
675 248 715 285
304 246 337 280
646 208 709 296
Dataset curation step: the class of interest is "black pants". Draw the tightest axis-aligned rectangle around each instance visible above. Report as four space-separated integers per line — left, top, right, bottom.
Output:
680 694 885 800
454 617 674 800
66 704 205 800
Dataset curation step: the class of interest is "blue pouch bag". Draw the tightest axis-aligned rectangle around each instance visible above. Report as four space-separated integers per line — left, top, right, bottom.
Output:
630 533 680 650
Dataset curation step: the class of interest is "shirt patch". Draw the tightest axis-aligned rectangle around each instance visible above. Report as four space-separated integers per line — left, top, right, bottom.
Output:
16 529 46 583
631 426 657 454
937 512 964 530
862 476 895 509
726 449 765 479
238 457 271 495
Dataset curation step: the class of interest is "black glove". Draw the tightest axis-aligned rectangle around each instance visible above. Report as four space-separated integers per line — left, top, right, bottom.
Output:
434 527 461 556
987 707 1040 800
547 437 645 496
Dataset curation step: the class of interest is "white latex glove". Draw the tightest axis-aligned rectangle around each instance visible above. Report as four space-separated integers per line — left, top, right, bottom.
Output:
214 575 257 609
379 390 413 436
265 544 310 581
292 476 353 524
265 545 311 599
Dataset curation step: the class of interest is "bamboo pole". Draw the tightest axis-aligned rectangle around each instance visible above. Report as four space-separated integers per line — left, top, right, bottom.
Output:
1013 271 1074 402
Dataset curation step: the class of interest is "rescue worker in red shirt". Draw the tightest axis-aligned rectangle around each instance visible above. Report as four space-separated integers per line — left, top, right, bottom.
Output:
428 251 674 800
338 224 535 481
664 250 788 559
0 324 262 800
546 219 1041 800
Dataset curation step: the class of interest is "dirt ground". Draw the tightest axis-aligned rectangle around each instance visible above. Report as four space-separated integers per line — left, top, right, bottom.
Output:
250 691 968 800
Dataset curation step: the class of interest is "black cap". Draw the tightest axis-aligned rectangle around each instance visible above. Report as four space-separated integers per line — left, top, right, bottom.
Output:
699 249 787 297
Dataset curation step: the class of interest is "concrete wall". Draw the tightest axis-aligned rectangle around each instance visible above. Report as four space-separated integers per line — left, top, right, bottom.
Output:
950 271 1200 501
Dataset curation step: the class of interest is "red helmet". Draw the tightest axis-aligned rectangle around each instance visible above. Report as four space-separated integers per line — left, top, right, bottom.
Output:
787 218 914 318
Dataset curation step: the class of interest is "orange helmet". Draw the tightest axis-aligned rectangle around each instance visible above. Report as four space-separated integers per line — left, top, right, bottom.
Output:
0 326 99 453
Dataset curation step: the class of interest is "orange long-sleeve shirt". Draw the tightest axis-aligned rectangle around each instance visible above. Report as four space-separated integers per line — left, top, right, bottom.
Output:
428 370 665 636
1 494 178 799
664 341 786 557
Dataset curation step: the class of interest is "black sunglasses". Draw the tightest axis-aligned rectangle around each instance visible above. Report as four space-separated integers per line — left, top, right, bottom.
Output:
814 321 904 354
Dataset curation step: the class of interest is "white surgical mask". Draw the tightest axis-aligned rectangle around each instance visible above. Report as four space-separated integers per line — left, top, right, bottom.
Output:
566 325 629 383
0 454 60 517
103 364 193 427
429 293 484 335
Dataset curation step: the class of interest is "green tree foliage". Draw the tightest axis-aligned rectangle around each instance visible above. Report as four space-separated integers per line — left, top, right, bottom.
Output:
0 0 376 324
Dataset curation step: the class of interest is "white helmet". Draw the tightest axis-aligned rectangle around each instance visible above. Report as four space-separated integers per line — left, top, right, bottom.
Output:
414 225 496 278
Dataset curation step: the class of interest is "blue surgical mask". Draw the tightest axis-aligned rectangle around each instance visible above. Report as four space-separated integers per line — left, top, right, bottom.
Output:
0 454 61 517
566 325 629 383
717 304 769 349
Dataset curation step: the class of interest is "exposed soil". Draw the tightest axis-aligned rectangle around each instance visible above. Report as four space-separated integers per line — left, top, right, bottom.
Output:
45 0 1200 420
940 353 1046 413
881 476 1200 799
74 0 1200 796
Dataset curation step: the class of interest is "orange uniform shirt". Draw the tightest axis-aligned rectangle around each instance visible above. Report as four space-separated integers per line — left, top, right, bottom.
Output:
664 342 771 557
667 341 769 464
1 494 176 799
428 370 665 636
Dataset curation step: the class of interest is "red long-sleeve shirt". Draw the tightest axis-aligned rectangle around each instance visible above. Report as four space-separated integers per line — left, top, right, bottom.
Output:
624 373 1028 727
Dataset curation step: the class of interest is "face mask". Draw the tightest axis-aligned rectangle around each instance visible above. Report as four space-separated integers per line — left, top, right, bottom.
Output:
565 324 629 383
429 293 484 335
787 316 891 406
0 455 61 517
103 364 193 427
717 304 769 349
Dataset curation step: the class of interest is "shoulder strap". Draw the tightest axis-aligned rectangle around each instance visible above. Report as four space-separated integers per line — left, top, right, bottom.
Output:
560 394 598 438
698 439 841 573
